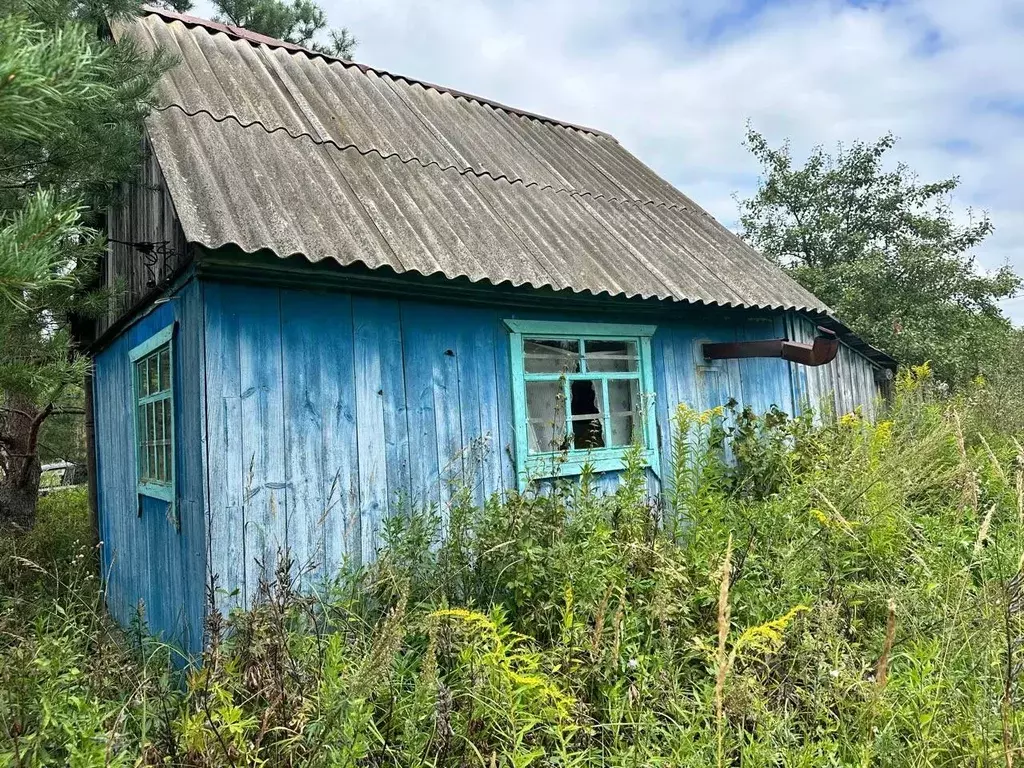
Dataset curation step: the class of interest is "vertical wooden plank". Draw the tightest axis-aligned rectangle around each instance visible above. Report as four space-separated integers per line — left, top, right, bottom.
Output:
400 304 442 511
353 296 388 566
380 303 411 518
203 281 246 609
281 291 326 580
433 315 464 514
317 293 359 577
769 314 794 416
785 313 810 419
833 345 848 416
491 315 518 496
473 312 504 504
651 328 673 481
173 279 208 654
94 345 130 624
237 285 288 596
455 315 488 507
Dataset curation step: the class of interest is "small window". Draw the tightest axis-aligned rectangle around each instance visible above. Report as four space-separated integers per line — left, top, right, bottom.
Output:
506 320 659 485
129 325 175 503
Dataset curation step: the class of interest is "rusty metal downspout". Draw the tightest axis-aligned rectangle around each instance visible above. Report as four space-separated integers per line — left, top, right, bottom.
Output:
702 326 840 367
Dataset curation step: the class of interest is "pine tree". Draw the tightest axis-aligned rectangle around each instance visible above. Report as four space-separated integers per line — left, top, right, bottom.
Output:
0 0 171 529
211 0 357 58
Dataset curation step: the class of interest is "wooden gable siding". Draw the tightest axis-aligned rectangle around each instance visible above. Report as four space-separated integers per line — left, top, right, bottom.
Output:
788 315 882 421
101 135 190 334
92 279 207 654
202 281 884 607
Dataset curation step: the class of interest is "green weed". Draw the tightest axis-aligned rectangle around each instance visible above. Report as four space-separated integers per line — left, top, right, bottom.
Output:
2 369 1023 766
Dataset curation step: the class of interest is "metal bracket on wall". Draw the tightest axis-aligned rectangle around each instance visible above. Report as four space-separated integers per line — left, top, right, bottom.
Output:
106 238 181 288
702 326 840 367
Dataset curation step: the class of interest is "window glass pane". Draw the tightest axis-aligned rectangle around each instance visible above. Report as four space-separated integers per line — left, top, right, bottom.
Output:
138 406 148 479
147 355 159 394
158 347 171 392
148 444 157 482
569 379 604 449
584 340 638 372
154 399 163 442
137 360 149 398
524 338 580 374
525 380 566 453
163 399 172 445
608 378 640 447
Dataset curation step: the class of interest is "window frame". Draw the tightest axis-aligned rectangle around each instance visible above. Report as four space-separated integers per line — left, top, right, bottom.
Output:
128 324 176 504
505 319 659 488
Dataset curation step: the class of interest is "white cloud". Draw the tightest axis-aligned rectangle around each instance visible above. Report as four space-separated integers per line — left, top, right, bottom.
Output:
193 0 1024 324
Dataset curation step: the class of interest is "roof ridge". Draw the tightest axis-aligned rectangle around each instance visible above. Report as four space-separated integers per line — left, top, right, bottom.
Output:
138 5 614 140
155 103 687 211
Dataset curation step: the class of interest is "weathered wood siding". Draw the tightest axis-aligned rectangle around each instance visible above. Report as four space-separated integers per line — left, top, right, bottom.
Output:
788 315 882 421
101 134 190 334
202 283 884 604
92 278 206 654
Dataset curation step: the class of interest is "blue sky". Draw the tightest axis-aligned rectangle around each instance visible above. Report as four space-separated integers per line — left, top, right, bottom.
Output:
195 0 1024 324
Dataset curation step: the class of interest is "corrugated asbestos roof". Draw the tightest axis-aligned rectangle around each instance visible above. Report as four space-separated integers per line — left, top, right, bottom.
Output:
115 8 852 322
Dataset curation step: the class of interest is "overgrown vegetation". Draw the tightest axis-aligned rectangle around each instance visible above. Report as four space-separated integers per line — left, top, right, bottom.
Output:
3 369 1023 766
739 127 1022 387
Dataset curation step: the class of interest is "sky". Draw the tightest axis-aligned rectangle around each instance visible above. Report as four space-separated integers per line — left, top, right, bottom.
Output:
195 0 1024 324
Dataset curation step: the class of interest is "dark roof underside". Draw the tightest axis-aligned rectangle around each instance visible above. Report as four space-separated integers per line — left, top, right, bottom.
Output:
115 8 894 366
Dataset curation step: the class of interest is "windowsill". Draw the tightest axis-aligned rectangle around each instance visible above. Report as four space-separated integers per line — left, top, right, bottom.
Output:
521 447 660 485
138 482 174 503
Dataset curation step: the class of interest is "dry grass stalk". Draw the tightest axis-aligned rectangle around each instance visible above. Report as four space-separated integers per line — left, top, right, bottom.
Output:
590 584 614 658
1013 437 1023 528
715 534 733 768
975 505 996 557
812 488 857 537
980 433 1010 486
876 599 896 690
952 410 979 512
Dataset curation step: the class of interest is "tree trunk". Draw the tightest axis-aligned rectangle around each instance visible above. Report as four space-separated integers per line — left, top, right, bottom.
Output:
0 456 41 531
0 397 50 533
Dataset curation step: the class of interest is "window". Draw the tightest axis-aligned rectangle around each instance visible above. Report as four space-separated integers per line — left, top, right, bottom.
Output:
506 320 659 485
129 324 176 503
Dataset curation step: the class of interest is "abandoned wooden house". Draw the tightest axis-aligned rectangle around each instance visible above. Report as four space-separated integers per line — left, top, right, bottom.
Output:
90 7 896 651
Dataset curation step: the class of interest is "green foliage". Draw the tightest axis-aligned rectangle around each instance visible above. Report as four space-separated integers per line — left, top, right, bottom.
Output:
738 127 1021 386
211 0 357 58
0 489 167 767
3 385 1024 765
0 0 169 525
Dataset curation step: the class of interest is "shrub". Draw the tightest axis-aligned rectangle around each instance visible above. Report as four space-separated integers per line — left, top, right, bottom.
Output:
1 369 1023 766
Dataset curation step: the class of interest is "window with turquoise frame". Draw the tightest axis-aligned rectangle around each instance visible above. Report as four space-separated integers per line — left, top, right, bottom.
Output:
129 324 176 504
505 319 659 486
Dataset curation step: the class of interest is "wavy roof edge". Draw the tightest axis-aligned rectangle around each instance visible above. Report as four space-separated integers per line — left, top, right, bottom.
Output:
195 241 896 369
136 5 613 139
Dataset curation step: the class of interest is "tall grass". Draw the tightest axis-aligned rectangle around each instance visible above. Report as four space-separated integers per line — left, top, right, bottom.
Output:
2 365 1023 766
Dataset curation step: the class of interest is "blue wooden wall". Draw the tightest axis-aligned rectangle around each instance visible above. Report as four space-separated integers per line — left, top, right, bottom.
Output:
201 282 882 606
93 277 884 638
93 278 207 654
